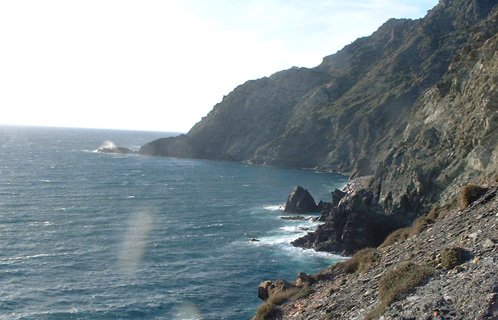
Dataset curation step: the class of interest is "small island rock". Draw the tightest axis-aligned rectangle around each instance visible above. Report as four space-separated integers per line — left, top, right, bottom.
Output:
283 186 318 214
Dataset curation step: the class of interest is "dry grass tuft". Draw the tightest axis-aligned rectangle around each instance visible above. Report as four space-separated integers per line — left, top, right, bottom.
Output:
365 262 433 319
338 248 380 274
441 247 465 269
459 185 487 210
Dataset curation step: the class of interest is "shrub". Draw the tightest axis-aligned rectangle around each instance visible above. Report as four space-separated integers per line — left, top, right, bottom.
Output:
459 185 487 210
365 262 433 319
364 304 386 320
339 248 379 274
379 213 438 249
253 303 279 320
294 285 314 300
409 216 433 235
267 287 300 305
441 247 465 269
378 262 433 305
253 286 304 320
378 227 411 248
427 204 441 220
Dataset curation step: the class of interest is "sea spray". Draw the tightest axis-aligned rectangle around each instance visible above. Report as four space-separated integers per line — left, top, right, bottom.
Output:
0 126 349 320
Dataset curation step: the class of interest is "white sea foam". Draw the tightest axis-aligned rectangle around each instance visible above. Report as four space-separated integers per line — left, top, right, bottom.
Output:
263 205 283 211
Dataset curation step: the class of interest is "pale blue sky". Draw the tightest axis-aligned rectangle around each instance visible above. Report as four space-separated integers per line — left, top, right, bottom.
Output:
0 0 439 132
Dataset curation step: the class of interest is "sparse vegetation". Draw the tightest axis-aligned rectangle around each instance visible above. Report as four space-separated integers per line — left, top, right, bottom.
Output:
253 285 307 320
253 303 279 320
365 262 433 320
441 247 465 269
379 227 411 248
338 248 380 274
379 215 432 248
459 185 487 209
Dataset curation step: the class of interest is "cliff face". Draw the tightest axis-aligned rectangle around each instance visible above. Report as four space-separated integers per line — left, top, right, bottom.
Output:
141 0 498 219
374 5 498 218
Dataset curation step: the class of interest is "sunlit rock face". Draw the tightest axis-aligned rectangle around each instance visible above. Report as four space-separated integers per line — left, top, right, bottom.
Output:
141 0 498 221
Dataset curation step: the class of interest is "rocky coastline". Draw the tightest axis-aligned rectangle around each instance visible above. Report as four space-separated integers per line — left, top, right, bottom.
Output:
252 183 498 320
136 0 498 318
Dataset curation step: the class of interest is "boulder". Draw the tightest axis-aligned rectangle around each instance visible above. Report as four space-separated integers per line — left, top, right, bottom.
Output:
283 186 318 213
296 272 315 287
257 279 293 301
257 280 273 301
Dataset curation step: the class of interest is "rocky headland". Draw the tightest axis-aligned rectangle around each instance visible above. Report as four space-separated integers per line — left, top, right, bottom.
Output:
139 0 498 318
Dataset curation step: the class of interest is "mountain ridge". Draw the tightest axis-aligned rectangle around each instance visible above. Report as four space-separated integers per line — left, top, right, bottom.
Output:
141 0 498 220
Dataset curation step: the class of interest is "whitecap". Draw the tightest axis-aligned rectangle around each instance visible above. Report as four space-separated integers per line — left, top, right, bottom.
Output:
263 205 283 211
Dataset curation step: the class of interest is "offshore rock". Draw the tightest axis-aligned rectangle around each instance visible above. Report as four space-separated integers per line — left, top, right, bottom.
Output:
97 141 137 154
98 146 136 154
283 186 318 214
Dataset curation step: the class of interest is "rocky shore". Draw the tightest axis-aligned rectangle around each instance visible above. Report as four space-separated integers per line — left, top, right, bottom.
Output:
135 0 498 318
253 183 498 319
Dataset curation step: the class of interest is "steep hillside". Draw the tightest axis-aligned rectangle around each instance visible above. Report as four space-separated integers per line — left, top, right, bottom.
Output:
254 184 498 320
373 4 498 218
141 0 498 221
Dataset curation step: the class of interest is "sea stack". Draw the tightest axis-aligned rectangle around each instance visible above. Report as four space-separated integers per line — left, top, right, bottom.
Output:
283 186 318 214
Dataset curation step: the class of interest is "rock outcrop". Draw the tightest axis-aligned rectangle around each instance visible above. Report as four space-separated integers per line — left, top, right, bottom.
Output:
292 189 403 255
257 279 293 302
257 184 498 319
98 146 136 154
282 186 318 214
97 141 137 154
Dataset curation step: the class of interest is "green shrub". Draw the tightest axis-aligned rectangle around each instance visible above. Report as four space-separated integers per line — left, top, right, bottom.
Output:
379 214 437 249
441 247 465 269
294 285 314 300
339 248 379 274
459 185 487 209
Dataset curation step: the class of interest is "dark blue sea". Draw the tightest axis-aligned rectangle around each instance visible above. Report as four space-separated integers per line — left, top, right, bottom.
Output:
0 126 348 320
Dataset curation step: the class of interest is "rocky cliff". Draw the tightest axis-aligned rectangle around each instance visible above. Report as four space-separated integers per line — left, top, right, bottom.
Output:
141 0 498 221
253 184 498 319
140 1 498 317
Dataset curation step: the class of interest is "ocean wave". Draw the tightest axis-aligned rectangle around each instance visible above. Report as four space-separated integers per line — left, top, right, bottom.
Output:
263 205 283 211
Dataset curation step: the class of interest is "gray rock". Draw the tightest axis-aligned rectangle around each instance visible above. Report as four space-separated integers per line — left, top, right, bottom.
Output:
283 186 318 214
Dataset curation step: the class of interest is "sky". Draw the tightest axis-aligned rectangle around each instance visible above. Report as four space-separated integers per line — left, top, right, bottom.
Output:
0 0 439 133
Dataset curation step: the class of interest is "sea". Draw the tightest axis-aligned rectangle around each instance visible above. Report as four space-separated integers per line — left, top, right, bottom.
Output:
0 126 349 320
